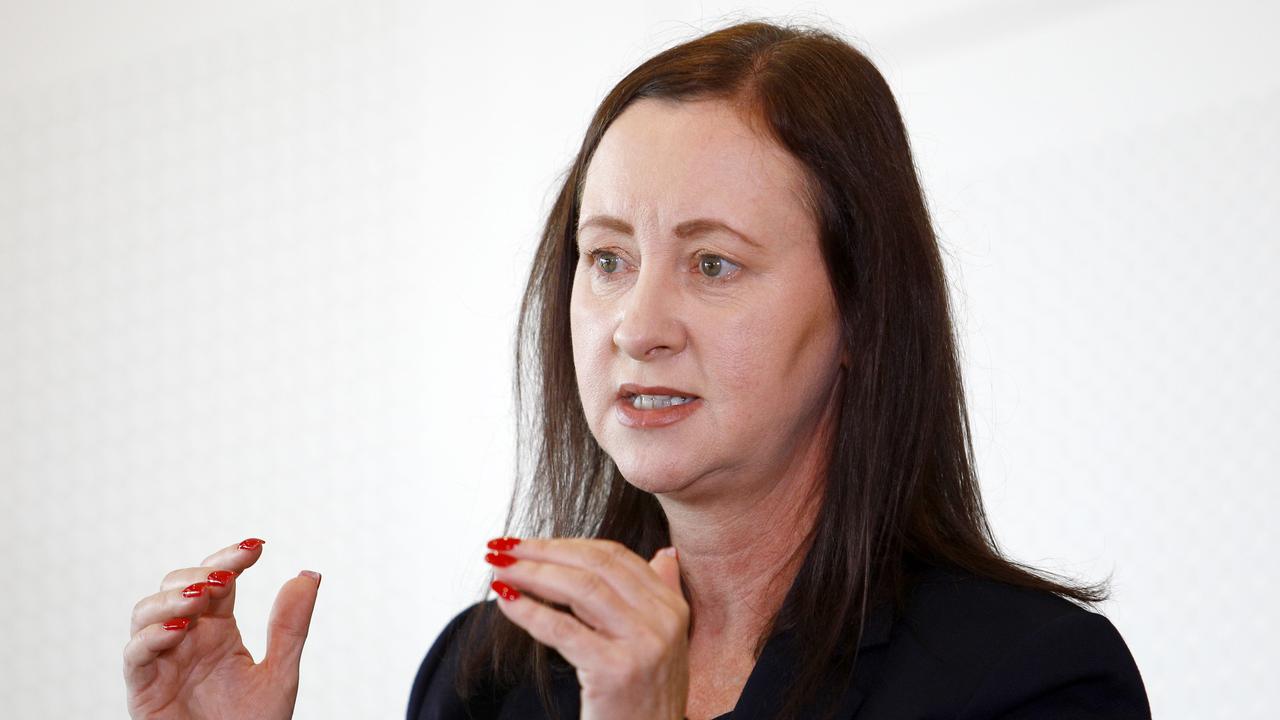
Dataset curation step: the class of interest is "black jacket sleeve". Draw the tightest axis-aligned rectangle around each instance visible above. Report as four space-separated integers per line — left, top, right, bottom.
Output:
957 610 1151 719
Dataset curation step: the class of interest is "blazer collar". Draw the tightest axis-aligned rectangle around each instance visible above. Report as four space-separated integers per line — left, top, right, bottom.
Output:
546 601 895 720
728 601 895 720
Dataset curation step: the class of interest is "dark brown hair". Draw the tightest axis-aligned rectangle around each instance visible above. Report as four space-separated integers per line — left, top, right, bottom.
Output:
455 18 1106 720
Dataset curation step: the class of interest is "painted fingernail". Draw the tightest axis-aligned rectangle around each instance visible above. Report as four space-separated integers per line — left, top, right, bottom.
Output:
487 537 521 551
239 538 265 550
485 552 517 567
182 582 208 598
206 570 235 586
163 617 190 631
491 580 520 601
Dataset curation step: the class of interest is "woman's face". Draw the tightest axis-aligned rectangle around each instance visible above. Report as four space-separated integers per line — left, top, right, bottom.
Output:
569 97 845 501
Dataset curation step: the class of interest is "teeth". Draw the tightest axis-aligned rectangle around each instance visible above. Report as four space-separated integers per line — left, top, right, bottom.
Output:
630 394 695 410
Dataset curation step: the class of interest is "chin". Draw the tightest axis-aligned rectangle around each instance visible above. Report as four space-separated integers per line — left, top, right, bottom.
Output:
612 455 699 495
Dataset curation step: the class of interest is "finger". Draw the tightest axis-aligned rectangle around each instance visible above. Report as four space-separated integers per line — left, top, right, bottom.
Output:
159 567 240 593
157 538 265 617
487 556 644 638
160 538 264 592
131 578 224 636
263 570 321 673
648 546 682 595
199 537 267 573
492 582 609 670
123 616 195 685
493 538 684 614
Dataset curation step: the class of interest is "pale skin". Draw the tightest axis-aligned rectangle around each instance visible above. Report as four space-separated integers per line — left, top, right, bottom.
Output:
492 96 847 719
122 540 320 719
122 97 844 720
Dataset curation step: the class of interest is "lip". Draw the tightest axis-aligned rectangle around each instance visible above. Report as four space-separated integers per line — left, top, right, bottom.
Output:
615 395 703 428
617 383 700 399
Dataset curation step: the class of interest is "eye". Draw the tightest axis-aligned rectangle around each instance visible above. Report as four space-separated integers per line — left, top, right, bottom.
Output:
587 250 625 274
697 253 740 279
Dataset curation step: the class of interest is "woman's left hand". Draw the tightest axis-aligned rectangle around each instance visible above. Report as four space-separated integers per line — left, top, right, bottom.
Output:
484 537 689 720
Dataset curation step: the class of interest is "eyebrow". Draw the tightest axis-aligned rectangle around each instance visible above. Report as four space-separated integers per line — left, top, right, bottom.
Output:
576 214 763 250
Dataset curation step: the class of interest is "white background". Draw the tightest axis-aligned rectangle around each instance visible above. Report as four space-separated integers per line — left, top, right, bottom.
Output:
2 1 1276 717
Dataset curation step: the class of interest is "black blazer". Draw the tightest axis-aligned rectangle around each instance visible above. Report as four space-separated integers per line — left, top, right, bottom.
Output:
408 564 1150 719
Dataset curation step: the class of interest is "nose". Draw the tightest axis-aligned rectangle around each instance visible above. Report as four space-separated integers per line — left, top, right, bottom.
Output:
612 262 687 361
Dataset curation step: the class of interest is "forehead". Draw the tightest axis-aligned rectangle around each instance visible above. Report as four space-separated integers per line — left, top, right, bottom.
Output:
579 98 814 241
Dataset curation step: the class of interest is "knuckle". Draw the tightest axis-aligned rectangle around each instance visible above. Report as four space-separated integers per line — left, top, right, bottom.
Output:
130 597 147 628
597 539 625 554
671 601 691 630
122 628 149 666
603 541 628 563
615 654 644 684
583 546 610 570
664 617 686 646
639 627 664 655
677 601 690 623
160 569 183 589
551 612 578 639
577 568 606 599
588 541 626 570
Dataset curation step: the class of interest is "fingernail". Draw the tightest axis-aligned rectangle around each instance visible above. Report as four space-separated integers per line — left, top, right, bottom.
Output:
182 582 207 598
299 570 322 588
660 546 678 559
206 570 235 586
239 538 265 550
487 537 520 551
163 617 190 631
484 552 517 567
491 580 520 601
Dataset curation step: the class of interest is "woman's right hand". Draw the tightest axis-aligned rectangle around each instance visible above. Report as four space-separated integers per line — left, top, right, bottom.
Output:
124 538 321 720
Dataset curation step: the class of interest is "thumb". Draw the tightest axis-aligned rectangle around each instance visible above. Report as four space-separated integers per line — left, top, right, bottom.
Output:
264 570 321 672
648 546 681 594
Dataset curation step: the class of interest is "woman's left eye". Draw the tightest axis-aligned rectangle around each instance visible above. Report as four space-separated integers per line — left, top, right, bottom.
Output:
697 254 741 279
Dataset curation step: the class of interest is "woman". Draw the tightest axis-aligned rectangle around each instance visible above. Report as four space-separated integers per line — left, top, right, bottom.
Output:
123 20 1150 720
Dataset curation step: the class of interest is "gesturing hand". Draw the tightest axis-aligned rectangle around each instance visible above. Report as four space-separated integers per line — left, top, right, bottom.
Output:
484 537 690 720
123 538 321 720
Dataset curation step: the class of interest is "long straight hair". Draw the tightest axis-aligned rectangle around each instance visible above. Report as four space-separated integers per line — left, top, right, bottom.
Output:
455 19 1105 720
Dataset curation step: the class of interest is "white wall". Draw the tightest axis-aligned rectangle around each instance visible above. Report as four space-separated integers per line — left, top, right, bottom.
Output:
2 1 1275 717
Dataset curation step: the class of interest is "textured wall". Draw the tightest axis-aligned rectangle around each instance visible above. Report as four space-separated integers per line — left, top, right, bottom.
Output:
1 1 1275 717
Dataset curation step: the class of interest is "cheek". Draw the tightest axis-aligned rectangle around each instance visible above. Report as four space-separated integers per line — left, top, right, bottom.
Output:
708 293 840 408
569 283 614 406
702 311 770 397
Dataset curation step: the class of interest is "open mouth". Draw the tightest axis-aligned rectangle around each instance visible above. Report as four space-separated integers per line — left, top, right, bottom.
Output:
614 393 702 428
617 384 701 410
621 393 699 410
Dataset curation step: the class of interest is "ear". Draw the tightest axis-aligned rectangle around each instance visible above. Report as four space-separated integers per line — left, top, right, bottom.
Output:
648 546 681 594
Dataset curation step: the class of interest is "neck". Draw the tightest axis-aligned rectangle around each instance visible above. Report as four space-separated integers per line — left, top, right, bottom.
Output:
654 423 830 647
650 368 845 651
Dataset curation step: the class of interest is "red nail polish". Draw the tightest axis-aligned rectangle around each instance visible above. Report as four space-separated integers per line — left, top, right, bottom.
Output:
206 570 235 586
182 582 207 598
485 552 517 567
239 538 265 550
491 580 520 600
163 617 190 631
487 537 521 551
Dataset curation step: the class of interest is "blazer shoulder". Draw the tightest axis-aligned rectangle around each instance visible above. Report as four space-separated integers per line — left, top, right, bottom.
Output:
903 564 1091 648
957 608 1151 719
406 600 501 720
885 565 1150 718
